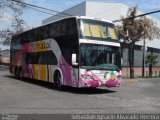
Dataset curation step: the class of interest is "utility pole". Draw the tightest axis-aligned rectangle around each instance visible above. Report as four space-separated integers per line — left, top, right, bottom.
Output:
0 48 1 65
142 38 146 77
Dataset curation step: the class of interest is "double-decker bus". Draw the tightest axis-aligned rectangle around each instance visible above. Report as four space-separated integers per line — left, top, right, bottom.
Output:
10 16 122 88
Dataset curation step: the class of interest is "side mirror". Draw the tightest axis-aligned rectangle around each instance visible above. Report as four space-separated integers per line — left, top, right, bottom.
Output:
121 58 123 66
72 53 78 66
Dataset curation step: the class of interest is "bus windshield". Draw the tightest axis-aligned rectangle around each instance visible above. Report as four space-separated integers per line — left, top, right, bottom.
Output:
80 44 120 71
80 19 118 40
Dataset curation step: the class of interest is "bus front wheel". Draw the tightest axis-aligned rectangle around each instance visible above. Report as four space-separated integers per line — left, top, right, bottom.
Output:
54 71 62 89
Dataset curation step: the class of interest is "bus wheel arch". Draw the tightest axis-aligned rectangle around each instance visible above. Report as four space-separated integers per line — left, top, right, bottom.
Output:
54 69 63 89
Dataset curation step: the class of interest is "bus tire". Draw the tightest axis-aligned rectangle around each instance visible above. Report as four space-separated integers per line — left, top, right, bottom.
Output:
19 67 23 79
54 71 62 89
14 67 19 78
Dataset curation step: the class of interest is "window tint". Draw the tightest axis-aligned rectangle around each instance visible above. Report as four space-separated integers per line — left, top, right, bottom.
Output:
35 27 46 40
24 51 58 65
49 18 77 38
11 35 21 45
17 18 78 44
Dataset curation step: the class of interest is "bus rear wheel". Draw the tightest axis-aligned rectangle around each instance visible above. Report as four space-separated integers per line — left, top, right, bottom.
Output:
19 68 23 79
14 67 19 78
14 67 23 79
54 71 62 89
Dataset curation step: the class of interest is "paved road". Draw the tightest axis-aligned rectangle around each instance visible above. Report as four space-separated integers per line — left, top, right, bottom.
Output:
0 67 160 114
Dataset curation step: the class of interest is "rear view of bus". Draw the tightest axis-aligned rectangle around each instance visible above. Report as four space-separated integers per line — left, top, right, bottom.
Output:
10 16 121 89
77 17 122 88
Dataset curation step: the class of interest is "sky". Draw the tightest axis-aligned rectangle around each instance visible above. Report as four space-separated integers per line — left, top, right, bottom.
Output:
1 0 160 50
20 0 160 28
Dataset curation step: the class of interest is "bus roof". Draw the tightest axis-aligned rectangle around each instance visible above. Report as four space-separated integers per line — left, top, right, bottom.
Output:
13 16 114 36
76 16 113 24
43 16 114 26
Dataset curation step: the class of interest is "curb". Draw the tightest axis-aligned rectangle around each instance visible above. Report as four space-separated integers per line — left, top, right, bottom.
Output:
122 79 138 82
0 65 9 69
122 77 160 82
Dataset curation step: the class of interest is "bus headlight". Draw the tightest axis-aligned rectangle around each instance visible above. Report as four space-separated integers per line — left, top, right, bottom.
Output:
115 75 121 80
81 75 93 80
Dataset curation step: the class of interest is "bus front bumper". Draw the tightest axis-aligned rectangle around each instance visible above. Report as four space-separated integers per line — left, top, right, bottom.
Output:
104 79 121 87
81 79 121 88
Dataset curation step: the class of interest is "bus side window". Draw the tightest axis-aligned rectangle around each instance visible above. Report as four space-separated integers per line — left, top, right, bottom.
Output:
47 51 58 65
29 31 34 42
24 53 30 64
38 53 43 64
44 26 50 39
35 28 45 41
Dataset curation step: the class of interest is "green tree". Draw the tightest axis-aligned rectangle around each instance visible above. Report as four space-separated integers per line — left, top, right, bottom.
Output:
145 53 158 77
117 7 160 78
0 0 25 45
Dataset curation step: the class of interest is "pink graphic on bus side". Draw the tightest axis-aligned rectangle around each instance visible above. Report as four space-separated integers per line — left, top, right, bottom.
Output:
59 55 71 86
